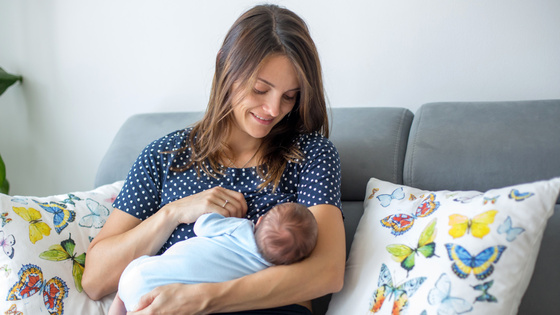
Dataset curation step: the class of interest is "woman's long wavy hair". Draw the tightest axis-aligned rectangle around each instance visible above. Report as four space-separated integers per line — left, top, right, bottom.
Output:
175 4 328 191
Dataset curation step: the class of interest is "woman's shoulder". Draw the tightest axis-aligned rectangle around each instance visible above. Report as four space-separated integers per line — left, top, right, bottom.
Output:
296 132 339 157
144 127 193 153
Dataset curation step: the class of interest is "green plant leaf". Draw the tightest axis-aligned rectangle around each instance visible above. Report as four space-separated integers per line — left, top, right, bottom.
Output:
0 67 22 96
0 153 8 195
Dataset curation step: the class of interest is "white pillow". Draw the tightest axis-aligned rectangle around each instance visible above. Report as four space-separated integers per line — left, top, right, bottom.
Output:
327 177 560 315
0 181 123 315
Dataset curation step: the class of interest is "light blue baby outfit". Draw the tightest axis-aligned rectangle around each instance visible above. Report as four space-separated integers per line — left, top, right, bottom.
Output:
118 212 272 311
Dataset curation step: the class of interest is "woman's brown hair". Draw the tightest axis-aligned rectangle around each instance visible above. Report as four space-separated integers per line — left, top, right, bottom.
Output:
174 4 328 191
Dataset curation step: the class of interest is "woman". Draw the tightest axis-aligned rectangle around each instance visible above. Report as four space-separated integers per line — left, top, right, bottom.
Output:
82 4 345 314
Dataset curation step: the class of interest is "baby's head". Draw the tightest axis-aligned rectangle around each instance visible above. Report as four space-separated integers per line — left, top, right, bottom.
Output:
254 203 318 265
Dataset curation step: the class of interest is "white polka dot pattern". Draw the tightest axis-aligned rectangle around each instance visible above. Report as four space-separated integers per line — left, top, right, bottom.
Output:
114 128 342 253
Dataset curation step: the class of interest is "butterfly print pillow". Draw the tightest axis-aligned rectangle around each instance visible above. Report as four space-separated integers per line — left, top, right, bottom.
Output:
0 181 124 315
326 177 560 315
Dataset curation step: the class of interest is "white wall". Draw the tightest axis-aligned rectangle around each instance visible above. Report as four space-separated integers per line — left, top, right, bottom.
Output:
1 0 559 196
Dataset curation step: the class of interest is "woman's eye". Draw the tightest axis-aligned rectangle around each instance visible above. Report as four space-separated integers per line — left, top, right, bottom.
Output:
283 94 297 101
253 88 266 95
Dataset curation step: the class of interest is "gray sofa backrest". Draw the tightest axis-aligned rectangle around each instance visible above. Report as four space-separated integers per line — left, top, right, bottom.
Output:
96 101 559 314
404 100 560 315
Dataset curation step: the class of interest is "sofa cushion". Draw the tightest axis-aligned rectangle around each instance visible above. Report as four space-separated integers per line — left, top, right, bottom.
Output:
0 181 123 315
326 177 560 315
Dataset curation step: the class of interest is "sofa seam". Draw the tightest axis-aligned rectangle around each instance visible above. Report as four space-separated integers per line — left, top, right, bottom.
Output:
393 110 407 184
407 105 424 187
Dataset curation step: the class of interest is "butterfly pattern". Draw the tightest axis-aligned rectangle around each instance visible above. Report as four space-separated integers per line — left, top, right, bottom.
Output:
12 206 52 244
448 210 498 239
497 216 525 242
482 196 499 205
445 244 506 280
368 263 426 314
386 218 438 275
6 264 69 315
381 193 440 236
368 188 380 200
428 273 473 314
34 200 76 234
453 194 482 204
40 234 86 292
377 187 406 207
1 230 16 259
508 189 534 202
78 198 111 229
1 263 11 277
472 280 498 303
60 194 82 206
4 304 23 315
1 212 12 227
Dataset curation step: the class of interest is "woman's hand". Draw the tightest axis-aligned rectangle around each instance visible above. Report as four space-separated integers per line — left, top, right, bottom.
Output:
129 283 214 315
164 186 248 224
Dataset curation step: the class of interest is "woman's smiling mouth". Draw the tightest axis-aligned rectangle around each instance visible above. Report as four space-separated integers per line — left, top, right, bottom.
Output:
252 113 274 124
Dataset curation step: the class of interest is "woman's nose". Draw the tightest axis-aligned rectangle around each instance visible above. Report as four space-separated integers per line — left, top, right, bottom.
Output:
262 94 281 117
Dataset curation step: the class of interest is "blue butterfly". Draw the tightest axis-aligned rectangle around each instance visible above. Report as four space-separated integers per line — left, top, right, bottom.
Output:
377 187 405 207
428 273 473 314
79 198 110 229
60 194 82 206
498 216 525 242
508 189 534 201
473 280 497 303
445 244 506 280
34 200 76 234
10 197 28 205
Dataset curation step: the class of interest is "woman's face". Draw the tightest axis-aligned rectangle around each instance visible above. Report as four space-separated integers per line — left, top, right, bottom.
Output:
230 55 300 141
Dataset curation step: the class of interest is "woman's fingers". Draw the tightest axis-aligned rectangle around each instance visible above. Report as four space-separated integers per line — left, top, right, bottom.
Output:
213 187 247 218
165 186 248 224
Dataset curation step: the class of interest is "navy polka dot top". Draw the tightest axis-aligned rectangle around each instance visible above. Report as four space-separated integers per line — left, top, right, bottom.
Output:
114 128 342 254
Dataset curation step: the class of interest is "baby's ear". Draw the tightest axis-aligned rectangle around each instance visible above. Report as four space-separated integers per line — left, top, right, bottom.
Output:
255 215 264 227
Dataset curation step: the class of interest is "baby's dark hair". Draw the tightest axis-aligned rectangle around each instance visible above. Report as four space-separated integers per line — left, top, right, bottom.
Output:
254 202 318 265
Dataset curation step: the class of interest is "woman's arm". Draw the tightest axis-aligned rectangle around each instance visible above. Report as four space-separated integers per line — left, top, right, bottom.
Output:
82 186 248 300
131 203 345 314
82 207 178 300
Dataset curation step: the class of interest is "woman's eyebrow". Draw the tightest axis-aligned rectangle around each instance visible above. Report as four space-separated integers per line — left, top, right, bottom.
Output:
257 78 300 92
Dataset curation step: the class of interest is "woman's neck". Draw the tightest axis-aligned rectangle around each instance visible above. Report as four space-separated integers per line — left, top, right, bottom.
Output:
225 132 263 168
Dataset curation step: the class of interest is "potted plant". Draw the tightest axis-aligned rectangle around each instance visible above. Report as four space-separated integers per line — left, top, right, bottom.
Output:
0 67 23 194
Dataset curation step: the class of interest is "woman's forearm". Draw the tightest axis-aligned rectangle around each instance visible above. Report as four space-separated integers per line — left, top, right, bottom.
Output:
204 204 346 312
82 207 179 300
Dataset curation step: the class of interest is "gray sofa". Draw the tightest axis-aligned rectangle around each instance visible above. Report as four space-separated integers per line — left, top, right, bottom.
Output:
95 99 560 314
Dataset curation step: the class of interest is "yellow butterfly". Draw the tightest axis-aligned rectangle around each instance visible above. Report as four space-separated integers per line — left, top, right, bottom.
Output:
12 206 52 244
448 210 497 239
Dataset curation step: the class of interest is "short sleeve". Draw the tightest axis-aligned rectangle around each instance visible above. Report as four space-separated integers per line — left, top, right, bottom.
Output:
113 130 185 220
295 133 342 210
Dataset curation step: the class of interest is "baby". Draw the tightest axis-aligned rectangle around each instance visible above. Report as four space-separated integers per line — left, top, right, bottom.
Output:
109 202 318 314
